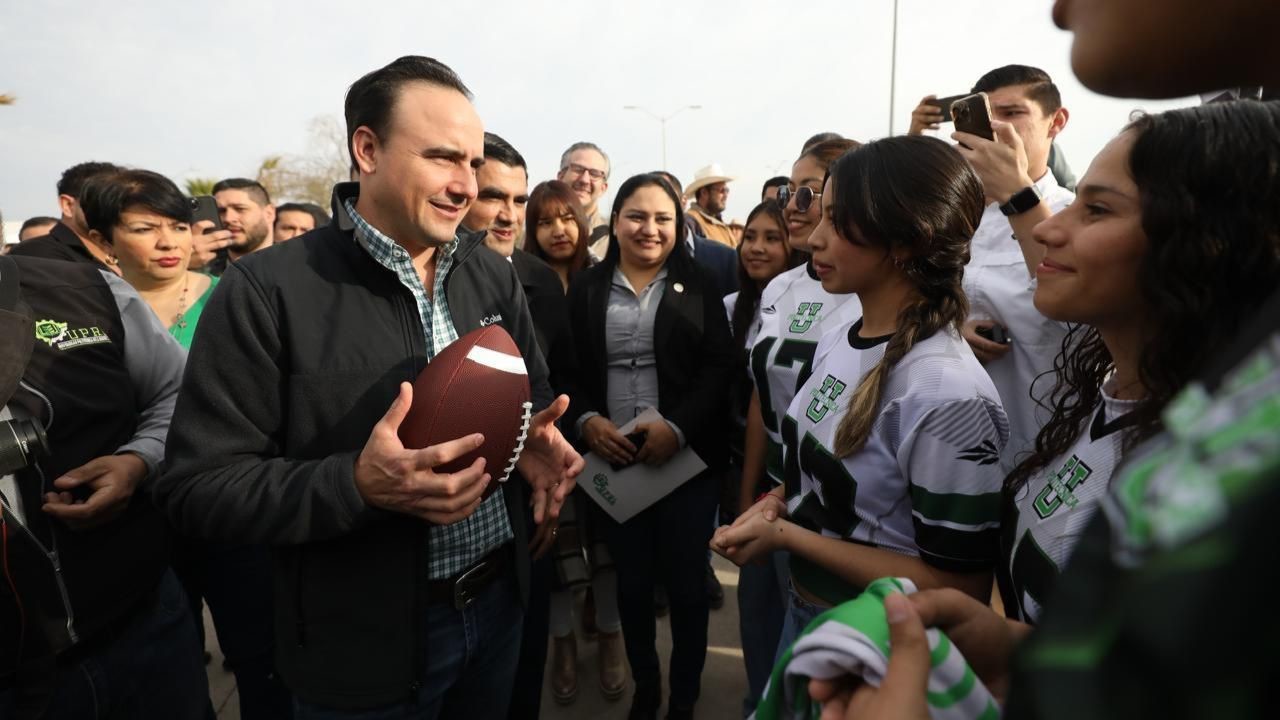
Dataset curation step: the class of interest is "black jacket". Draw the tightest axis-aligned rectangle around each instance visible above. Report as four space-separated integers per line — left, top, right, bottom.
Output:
692 235 740 300
155 183 552 710
1 257 167 680
7 222 108 270
510 249 573 395
563 247 734 467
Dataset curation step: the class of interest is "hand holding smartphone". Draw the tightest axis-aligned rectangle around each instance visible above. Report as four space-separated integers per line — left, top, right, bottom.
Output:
924 93 972 123
609 431 648 472
975 324 1011 345
950 92 996 143
189 195 223 233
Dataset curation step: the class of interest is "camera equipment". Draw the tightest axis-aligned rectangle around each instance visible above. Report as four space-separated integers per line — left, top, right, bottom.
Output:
0 418 48 476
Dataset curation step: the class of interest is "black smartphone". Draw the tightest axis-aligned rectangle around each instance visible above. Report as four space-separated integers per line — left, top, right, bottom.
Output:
976 324 1011 345
609 431 648 472
189 195 223 232
925 93 971 122
951 92 995 142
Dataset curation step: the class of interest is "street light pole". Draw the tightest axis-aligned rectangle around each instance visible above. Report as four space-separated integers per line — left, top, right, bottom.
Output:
888 0 900 135
623 105 703 170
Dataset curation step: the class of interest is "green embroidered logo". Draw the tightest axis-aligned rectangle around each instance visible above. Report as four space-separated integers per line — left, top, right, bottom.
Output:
805 374 847 423
32 318 110 351
1033 455 1093 519
34 319 68 346
788 302 824 333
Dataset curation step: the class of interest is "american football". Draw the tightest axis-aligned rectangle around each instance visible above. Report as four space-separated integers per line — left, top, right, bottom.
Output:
399 325 533 498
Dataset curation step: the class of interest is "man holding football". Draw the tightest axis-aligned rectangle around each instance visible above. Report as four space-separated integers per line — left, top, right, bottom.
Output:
156 56 583 719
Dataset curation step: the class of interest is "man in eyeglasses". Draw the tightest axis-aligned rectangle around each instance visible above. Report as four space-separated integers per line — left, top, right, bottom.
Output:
555 141 611 260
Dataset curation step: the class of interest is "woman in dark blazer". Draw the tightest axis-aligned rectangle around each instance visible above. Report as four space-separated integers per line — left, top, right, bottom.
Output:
564 173 734 720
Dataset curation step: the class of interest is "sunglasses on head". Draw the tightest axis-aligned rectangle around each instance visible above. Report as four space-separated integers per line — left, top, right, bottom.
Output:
777 185 820 213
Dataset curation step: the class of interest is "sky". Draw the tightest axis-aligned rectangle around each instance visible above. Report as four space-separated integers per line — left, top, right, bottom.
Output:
0 0 1195 239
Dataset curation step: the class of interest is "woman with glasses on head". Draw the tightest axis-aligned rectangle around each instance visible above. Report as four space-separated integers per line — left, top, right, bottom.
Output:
714 136 1009 664
563 173 734 720
80 170 218 349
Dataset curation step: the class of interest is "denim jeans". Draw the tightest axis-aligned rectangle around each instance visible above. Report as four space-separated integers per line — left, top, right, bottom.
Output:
737 550 788 717
772 578 830 671
0 569 210 720
293 573 524 720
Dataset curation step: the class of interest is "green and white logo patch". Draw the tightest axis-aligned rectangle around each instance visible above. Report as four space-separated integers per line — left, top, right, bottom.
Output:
788 302 824 333
806 374 848 423
33 317 111 352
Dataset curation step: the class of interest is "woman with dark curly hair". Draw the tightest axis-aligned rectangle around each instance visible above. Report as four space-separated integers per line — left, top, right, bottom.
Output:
995 101 1280 624
713 136 1010 654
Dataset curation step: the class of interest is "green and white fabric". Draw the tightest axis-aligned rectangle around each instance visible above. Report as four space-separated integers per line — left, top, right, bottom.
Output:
1001 382 1139 623
754 577 999 720
750 263 861 483
782 321 1008 604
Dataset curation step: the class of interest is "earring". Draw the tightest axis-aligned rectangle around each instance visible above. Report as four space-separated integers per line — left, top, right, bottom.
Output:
106 254 119 266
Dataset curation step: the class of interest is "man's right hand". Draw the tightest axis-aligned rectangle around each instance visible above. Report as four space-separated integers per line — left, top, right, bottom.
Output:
354 382 492 525
188 220 232 270
962 319 1012 364
908 95 945 135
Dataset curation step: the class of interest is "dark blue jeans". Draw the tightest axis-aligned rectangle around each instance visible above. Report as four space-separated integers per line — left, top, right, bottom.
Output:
292 573 524 720
737 550 788 717
0 569 209 719
605 472 718 708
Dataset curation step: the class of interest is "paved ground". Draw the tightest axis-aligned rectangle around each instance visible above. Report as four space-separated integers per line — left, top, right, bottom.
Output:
208 555 749 719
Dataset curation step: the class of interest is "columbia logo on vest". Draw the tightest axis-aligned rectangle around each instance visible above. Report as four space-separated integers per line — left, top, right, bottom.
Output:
480 314 503 327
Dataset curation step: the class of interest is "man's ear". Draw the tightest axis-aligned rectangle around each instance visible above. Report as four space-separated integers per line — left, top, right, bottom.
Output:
57 194 76 220
263 203 277 228
1047 107 1069 140
352 126 380 175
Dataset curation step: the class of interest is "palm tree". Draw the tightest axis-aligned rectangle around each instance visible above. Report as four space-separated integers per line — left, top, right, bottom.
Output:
184 178 217 196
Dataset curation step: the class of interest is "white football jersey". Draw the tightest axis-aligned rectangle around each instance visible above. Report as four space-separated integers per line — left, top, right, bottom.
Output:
783 320 1009 604
750 263 861 483
999 386 1140 623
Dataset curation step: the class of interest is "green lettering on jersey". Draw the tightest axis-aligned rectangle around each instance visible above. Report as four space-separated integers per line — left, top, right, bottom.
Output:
1033 455 1093 519
805 374 848 423
788 302 824 333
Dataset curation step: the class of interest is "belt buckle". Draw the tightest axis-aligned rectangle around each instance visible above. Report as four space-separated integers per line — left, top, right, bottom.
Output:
452 558 491 610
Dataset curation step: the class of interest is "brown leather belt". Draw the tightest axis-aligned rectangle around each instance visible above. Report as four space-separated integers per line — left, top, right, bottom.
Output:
426 545 510 610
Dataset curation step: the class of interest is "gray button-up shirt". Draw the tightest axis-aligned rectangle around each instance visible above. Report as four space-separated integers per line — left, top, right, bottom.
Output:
578 266 685 445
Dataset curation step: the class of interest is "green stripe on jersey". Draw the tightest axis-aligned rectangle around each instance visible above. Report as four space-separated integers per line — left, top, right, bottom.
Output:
909 484 1002 526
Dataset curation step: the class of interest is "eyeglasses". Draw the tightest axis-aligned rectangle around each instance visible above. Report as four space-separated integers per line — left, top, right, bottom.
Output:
777 185 820 213
561 163 607 182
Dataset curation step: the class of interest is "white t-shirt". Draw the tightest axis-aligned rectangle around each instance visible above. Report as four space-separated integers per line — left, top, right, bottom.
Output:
963 171 1075 471
999 384 1140 623
750 263 862 483
783 320 1009 604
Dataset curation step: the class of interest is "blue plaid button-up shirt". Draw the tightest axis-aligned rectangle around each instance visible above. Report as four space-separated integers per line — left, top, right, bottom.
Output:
346 199 513 580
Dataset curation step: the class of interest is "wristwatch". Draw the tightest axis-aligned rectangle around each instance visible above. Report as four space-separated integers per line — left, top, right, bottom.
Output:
999 185 1044 216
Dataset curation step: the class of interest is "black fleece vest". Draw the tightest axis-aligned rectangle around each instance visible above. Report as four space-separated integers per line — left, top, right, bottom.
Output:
2 257 166 662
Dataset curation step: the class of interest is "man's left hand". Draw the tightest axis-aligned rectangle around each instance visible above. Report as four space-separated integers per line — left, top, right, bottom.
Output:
43 453 148 530
953 120 1035 204
517 394 584 524
633 421 679 466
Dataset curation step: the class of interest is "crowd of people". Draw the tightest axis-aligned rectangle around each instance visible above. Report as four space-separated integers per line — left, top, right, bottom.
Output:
1 1 1279 719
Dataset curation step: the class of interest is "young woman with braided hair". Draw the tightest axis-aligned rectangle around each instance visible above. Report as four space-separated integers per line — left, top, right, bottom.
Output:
712 135 1010 657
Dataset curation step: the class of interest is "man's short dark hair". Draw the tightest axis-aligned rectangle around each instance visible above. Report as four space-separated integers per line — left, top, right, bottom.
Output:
80 170 192 240
57 161 124 199
344 56 472 171
762 176 790 198
19 216 59 237
801 132 843 154
972 64 1062 114
276 202 331 227
213 178 271 207
483 132 527 172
